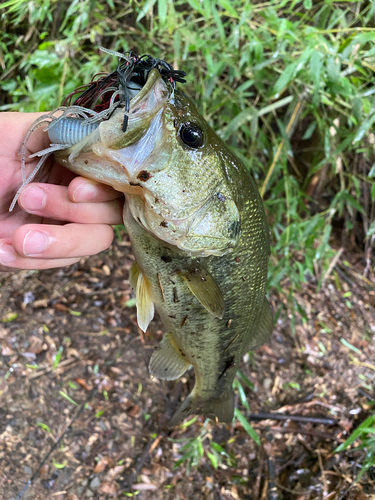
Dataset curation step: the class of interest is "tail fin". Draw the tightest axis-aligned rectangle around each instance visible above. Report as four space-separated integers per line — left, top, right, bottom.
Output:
168 388 235 427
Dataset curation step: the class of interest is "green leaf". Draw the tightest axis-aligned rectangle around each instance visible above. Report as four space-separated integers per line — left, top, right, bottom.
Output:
180 415 198 428
53 346 63 369
273 63 297 97
326 56 341 83
335 415 375 453
222 108 256 140
302 121 317 140
158 0 167 24
257 95 294 117
234 408 261 445
310 51 323 106
206 450 219 469
353 111 375 143
52 458 68 469
37 422 52 434
185 0 204 15
0 0 26 9
69 309 81 316
59 390 78 406
236 370 255 390
340 338 362 356
2 312 18 322
136 0 157 22
217 0 239 17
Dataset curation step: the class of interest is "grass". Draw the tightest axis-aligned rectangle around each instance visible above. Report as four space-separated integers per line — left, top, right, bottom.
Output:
1 0 375 476
335 413 375 482
1 1 374 302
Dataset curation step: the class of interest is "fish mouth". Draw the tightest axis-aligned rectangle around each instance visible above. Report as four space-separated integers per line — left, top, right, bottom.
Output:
54 69 170 190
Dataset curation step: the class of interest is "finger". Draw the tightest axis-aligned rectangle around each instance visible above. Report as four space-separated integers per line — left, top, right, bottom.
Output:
1 112 52 156
18 183 124 225
0 241 80 271
12 223 114 259
68 176 123 203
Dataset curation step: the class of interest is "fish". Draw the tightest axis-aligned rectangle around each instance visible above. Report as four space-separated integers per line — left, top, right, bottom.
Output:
18 52 273 426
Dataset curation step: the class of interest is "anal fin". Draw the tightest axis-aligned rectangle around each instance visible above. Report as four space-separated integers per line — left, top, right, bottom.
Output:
129 261 140 291
149 332 190 381
179 267 224 319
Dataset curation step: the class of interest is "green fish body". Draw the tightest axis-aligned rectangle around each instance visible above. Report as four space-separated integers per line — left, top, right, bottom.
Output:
54 69 273 425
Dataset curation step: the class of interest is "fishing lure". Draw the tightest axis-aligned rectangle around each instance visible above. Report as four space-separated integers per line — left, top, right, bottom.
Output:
10 48 186 212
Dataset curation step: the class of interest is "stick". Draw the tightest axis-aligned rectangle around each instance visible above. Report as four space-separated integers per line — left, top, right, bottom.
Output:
320 247 344 289
248 412 337 425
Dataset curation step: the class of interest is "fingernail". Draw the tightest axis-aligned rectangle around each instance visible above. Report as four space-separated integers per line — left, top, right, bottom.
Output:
0 244 17 264
21 186 47 212
73 183 98 202
23 230 49 256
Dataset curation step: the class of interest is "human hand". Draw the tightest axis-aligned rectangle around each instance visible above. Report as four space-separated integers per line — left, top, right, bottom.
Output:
0 112 124 271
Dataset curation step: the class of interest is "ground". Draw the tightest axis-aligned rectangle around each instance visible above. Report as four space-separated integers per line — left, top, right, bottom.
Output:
0 231 375 500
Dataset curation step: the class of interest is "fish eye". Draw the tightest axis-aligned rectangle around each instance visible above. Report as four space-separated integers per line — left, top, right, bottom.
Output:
179 123 205 149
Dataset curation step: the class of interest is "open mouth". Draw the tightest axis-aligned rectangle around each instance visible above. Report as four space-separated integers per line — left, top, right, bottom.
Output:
9 49 186 212
61 49 186 133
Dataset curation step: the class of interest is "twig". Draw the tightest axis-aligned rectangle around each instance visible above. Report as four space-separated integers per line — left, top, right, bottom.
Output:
249 412 337 425
265 432 279 500
14 384 98 500
28 357 79 380
120 438 155 491
316 449 328 496
320 247 344 289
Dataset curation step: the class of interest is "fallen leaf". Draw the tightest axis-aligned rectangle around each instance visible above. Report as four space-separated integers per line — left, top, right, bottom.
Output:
75 378 92 391
94 456 113 474
106 465 125 480
132 483 158 491
54 303 69 312
1 344 14 356
98 481 118 495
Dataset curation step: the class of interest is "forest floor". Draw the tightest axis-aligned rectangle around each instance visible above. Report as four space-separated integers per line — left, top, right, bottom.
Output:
1 231 375 500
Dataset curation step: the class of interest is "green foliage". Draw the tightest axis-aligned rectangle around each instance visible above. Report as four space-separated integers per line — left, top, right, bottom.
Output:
1 0 374 476
335 413 375 481
1 0 374 304
170 419 236 471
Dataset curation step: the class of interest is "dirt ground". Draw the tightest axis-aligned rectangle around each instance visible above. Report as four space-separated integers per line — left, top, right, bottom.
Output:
1 231 375 500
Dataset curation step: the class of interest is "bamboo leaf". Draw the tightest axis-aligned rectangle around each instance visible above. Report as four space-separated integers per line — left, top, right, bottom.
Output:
234 408 261 445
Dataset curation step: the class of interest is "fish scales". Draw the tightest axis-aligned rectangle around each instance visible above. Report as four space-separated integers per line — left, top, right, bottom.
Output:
38 64 273 425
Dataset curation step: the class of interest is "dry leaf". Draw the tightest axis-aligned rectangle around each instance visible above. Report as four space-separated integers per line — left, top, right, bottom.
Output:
75 378 92 391
98 481 118 495
1 344 14 356
93 456 113 474
132 483 158 491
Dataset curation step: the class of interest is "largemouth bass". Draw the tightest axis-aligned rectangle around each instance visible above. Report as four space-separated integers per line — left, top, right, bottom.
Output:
19 53 273 425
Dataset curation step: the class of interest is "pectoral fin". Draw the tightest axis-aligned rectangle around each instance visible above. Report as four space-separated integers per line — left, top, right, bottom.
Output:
129 261 140 291
179 267 224 319
149 332 191 381
129 262 154 332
